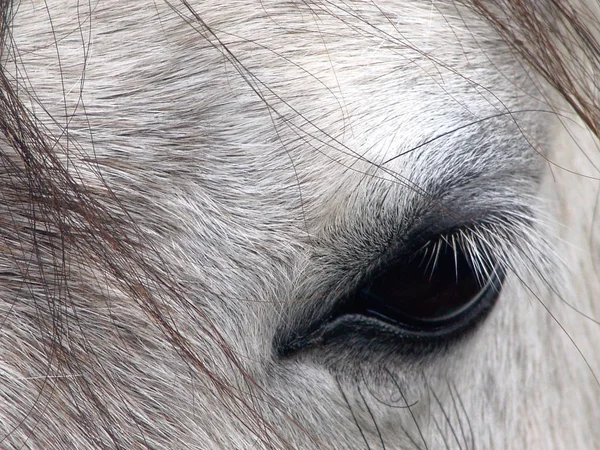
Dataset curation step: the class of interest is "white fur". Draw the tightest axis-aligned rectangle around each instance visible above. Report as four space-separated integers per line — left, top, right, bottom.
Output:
0 0 599 448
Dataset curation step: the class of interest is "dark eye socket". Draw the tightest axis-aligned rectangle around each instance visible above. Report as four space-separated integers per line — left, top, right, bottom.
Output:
349 239 502 336
277 232 503 358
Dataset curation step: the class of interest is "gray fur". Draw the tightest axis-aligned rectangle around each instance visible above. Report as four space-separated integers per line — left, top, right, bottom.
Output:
0 0 599 448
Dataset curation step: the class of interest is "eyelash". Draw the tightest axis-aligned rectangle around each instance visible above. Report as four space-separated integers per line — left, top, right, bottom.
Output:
332 230 503 337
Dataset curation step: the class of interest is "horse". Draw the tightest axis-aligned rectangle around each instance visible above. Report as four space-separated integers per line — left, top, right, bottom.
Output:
0 0 599 448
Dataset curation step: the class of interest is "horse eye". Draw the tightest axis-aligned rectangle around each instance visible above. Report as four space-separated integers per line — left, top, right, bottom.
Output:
339 239 503 338
277 236 504 358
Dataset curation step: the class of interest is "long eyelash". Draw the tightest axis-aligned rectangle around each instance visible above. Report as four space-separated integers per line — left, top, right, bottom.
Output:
385 368 430 450
357 383 387 450
419 209 560 295
336 376 374 450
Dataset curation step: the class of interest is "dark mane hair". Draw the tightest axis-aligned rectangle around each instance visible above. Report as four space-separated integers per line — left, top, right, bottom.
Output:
471 0 600 136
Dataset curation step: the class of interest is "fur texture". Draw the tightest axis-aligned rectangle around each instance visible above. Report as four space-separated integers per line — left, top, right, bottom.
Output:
0 0 599 448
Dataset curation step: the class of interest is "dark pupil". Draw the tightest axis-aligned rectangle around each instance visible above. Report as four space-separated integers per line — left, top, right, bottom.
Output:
358 243 485 328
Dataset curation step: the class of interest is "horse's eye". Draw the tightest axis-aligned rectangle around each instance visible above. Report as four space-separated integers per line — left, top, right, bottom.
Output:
277 235 503 358
340 239 503 338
